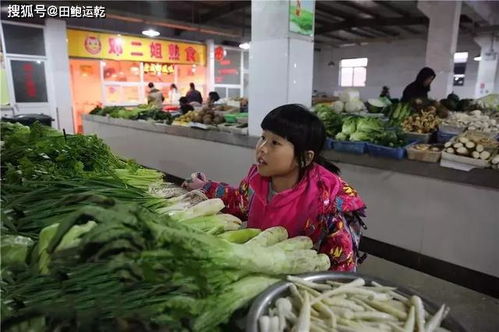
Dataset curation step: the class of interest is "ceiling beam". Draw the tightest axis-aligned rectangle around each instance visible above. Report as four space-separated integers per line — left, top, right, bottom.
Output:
372 0 414 17
316 16 377 38
198 1 249 24
339 0 419 34
316 17 428 35
316 1 399 36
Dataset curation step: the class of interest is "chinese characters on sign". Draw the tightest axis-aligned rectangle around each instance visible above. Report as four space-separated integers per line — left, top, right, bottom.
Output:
144 63 175 75
67 29 206 65
8 4 106 18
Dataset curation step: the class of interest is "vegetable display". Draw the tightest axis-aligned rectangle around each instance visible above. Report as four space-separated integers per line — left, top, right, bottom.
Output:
1 122 331 332
90 104 173 123
402 110 440 134
441 110 499 134
259 276 451 332
334 117 407 147
443 133 498 161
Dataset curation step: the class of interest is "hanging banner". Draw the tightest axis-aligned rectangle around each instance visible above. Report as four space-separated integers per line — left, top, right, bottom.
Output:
289 0 315 36
67 29 206 65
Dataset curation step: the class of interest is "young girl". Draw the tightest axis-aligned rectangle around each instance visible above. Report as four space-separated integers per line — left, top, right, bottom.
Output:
183 104 366 271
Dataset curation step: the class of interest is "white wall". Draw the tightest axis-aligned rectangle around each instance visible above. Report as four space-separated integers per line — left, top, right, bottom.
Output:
313 35 494 100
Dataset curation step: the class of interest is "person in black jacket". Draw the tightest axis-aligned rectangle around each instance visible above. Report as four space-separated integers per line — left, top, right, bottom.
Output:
185 82 203 104
401 67 436 103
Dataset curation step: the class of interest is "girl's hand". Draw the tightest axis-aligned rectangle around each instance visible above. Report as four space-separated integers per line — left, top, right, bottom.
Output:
181 172 208 191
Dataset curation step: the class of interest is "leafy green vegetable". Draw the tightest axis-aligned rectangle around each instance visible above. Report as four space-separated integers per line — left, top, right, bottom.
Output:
1 234 33 267
341 117 358 135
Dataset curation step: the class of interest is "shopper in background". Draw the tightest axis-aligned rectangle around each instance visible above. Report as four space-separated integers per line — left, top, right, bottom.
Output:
168 83 181 105
182 104 367 272
401 67 436 103
380 86 391 99
185 82 203 104
206 91 220 107
147 82 164 109
179 97 194 115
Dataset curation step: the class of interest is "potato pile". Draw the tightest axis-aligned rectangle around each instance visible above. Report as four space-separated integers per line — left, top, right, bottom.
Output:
195 108 224 125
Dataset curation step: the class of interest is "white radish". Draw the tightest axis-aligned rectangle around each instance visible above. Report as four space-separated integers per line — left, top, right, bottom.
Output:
444 142 452 148
269 316 280 332
288 276 332 291
446 148 455 154
472 151 480 159
403 306 416 332
425 304 447 332
456 147 469 155
292 290 311 332
465 141 475 149
411 296 426 332
453 142 463 148
476 144 484 152
259 316 271 332
480 151 491 160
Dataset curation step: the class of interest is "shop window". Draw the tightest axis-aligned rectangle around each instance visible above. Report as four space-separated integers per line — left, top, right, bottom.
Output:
10 60 48 102
339 57 367 87
177 64 207 97
215 87 227 99
214 49 241 85
104 85 121 104
453 52 468 86
103 60 141 82
69 59 102 133
228 88 241 98
2 24 45 56
123 86 141 103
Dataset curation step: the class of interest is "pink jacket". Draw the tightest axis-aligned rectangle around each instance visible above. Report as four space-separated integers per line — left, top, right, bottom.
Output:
201 163 366 271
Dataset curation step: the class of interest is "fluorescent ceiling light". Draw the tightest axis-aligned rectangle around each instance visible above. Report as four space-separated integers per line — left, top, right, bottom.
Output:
474 56 482 61
453 52 468 63
239 42 250 50
142 29 160 37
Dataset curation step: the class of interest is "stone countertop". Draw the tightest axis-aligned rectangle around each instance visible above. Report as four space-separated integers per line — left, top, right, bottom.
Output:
84 115 499 189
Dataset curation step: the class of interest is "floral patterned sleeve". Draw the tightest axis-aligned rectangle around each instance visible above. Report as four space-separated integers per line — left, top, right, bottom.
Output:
200 168 255 220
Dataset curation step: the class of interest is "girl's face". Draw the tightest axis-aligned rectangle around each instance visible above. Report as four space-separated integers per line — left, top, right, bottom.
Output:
256 130 298 177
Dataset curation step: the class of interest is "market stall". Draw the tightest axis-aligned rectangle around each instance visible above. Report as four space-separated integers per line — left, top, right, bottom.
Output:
82 113 499 284
1 120 481 331
67 29 207 133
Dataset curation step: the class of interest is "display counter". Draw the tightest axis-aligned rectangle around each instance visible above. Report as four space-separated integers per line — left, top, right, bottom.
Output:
83 114 499 295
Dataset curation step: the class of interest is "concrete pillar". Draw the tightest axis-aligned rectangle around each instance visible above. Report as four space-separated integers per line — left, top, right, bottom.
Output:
205 39 215 94
44 19 74 133
474 35 499 98
248 0 315 136
418 1 462 98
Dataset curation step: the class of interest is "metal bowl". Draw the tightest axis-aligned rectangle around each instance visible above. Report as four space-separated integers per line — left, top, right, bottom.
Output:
246 272 467 332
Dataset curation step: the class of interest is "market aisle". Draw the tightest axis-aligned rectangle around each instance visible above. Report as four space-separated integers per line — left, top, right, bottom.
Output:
358 255 499 332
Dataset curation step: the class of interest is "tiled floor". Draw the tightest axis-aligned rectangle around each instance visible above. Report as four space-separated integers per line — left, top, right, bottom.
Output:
358 255 499 332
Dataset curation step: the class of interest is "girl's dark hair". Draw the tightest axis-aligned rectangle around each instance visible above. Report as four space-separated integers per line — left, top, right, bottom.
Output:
170 83 177 90
261 104 340 179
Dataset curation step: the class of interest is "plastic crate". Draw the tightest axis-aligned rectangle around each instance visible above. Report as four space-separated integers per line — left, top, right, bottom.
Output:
404 131 432 144
332 140 366 154
437 129 457 143
325 138 334 149
366 141 418 160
